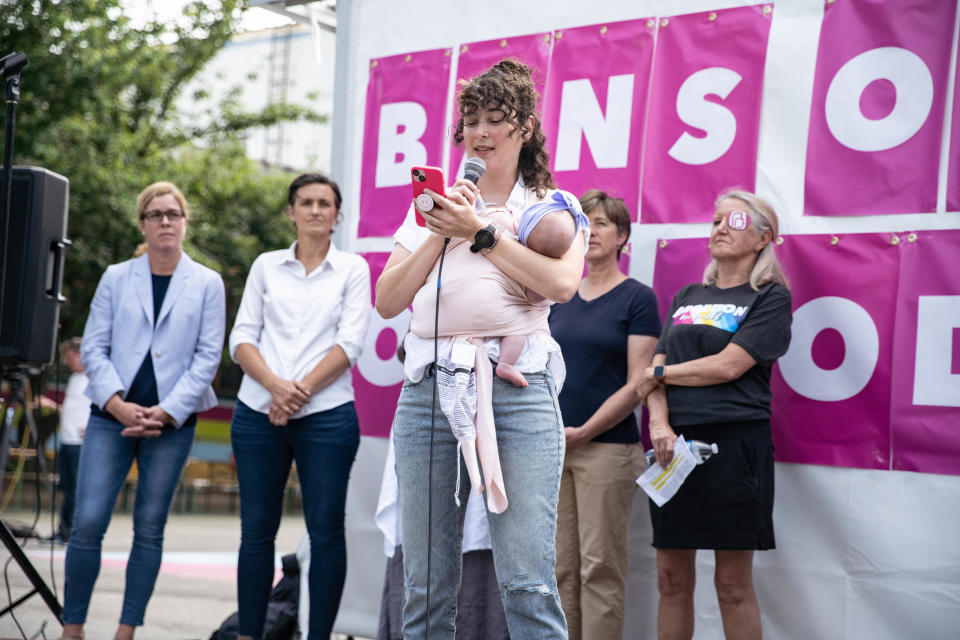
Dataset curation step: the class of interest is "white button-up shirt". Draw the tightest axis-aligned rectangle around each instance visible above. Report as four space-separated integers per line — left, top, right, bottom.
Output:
229 241 371 417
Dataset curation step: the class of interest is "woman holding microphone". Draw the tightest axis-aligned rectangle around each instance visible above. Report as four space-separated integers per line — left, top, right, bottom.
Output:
376 60 587 638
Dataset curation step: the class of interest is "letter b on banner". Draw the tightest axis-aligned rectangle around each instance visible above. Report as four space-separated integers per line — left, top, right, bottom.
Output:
375 102 428 187
779 297 879 401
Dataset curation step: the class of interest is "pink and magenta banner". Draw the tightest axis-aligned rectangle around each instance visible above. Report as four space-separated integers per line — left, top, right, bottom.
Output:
948 47 960 212
804 0 957 216
890 230 960 476
447 33 553 182
358 48 452 238
640 6 771 224
543 19 655 219
351 252 404 438
653 231 960 476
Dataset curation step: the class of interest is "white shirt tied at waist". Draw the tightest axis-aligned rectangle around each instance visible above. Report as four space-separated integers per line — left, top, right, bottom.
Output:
229 241 371 417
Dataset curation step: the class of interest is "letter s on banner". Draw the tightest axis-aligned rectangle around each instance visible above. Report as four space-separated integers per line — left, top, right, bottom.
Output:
668 67 742 166
913 296 960 407
779 297 879 401
825 47 934 152
356 308 412 387
554 74 635 171
375 102 428 188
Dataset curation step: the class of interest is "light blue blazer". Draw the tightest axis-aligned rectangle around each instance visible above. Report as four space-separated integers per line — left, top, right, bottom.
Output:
81 252 226 426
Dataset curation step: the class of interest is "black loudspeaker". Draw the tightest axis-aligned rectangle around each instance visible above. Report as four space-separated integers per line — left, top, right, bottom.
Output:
0 166 70 367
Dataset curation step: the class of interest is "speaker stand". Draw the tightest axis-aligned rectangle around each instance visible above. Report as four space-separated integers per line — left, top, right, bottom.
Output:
0 370 62 623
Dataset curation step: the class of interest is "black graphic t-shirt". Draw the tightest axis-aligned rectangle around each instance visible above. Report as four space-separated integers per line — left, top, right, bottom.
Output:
654 281 792 427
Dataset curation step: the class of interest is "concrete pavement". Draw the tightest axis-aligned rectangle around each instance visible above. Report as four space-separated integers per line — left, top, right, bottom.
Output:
0 510 326 640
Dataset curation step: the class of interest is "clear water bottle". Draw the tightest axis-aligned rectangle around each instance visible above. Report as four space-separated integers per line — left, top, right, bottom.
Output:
645 440 719 468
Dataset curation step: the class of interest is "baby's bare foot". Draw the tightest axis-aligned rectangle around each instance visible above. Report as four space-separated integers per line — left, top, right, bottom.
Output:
496 362 528 387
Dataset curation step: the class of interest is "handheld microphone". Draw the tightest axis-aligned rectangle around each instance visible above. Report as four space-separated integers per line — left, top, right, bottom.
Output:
463 157 486 185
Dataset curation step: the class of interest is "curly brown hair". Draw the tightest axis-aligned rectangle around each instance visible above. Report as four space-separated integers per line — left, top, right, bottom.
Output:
453 59 554 198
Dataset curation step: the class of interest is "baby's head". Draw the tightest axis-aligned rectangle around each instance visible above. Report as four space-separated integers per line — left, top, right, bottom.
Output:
525 211 576 259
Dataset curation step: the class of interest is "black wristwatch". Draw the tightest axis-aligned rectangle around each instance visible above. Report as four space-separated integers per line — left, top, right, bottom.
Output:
470 223 498 253
653 365 665 381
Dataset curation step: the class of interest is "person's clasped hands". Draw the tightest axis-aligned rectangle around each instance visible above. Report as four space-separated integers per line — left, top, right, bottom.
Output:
266 377 311 426
106 394 167 438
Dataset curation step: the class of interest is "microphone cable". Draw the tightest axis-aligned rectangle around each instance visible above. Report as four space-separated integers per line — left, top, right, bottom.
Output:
425 235 451 638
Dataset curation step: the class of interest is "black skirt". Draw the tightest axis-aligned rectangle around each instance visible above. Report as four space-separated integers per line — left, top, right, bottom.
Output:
649 419 775 550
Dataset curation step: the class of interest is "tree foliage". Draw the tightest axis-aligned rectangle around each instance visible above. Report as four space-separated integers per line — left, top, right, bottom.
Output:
1 0 321 376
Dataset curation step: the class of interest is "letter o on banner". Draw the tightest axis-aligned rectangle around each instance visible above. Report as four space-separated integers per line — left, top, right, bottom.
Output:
355 308 412 387
825 47 934 152
779 297 879 401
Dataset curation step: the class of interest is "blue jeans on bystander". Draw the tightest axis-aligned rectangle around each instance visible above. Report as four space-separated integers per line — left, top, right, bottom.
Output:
62 413 195 625
231 400 360 640
393 366 568 639
57 443 82 540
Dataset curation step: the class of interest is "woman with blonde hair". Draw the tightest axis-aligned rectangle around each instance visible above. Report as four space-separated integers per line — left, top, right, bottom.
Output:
638 189 792 640
63 181 225 640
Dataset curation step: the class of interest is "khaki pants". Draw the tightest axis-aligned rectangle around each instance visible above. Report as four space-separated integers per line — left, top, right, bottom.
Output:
555 441 644 640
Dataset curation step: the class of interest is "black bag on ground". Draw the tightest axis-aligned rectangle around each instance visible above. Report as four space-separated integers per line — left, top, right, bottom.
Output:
210 553 300 640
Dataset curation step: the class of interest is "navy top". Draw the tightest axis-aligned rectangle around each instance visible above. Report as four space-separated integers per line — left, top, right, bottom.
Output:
92 274 197 429
549 278 661 443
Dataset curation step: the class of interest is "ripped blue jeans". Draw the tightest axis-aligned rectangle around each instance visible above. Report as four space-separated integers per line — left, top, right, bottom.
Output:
393 366 568 639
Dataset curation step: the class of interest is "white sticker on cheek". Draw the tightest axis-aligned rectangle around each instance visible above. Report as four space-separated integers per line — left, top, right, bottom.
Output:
728 210 750 230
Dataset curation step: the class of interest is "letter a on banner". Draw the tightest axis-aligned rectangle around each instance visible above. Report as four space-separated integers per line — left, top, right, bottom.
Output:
641 6 772 224
544 19 655 221
804 0 957 216
448 34 553 183
358 49 451 238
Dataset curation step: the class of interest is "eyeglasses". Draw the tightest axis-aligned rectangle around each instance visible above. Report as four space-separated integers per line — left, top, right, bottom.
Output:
141 209 185 223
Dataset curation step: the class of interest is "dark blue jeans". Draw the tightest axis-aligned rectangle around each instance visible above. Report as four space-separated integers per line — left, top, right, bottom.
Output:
62 413 195 625
231 400 360 639
57 443 82 539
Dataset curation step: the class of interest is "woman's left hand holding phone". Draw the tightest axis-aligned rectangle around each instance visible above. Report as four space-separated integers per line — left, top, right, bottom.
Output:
419 179 482 239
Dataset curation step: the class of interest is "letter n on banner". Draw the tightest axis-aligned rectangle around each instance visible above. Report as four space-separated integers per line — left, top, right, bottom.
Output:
448 34 552 181
351 252 408 438
652 232 897 472
891 230 960 476
804 0 957 216
641 6 771 224
358 49 451 238
543 19 655 221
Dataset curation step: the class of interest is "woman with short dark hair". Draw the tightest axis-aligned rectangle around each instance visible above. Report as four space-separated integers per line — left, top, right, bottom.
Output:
550 190 661 640
229 172 370 640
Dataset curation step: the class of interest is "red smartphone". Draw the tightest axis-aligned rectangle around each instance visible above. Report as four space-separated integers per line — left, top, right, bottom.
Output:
411 165 445 227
